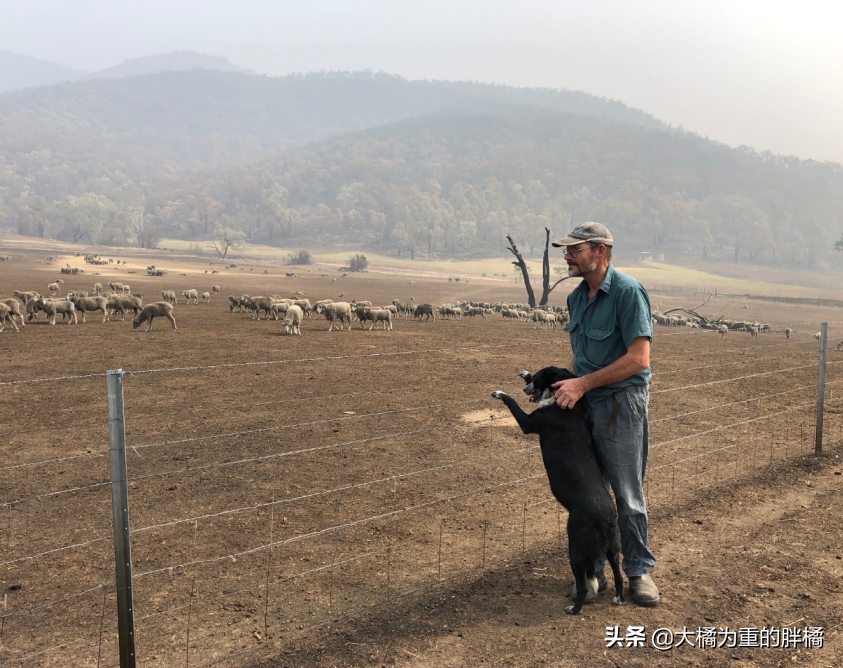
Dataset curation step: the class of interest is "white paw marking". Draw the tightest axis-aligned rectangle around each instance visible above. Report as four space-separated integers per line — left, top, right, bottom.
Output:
563 605 577 615
612 596 626 606
491 391 506 399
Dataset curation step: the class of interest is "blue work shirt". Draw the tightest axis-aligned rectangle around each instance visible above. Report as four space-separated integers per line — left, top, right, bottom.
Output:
564 264 652 407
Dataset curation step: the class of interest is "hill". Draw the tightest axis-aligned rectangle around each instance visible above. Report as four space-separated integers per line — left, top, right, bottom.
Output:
87 51 249 80
6 104 842 269
0 50 83 93
136 111 842 268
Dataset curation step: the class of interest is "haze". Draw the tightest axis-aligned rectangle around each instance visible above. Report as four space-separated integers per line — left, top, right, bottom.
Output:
2 0 841 163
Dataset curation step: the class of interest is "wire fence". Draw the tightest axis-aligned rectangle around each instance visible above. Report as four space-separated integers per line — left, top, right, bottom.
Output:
1 325 841 667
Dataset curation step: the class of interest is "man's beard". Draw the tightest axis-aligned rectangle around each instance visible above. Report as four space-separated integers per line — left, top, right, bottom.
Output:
568 259 596 277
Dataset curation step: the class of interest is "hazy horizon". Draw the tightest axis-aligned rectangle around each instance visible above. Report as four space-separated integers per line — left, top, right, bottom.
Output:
3 0 841 163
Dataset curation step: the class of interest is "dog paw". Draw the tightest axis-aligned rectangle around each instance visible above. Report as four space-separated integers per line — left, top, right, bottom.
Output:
491 391 506 399
563 605 579 615
612 596 626 606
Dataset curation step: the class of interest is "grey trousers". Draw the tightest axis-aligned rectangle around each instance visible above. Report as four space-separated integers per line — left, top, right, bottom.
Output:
589 384 656 577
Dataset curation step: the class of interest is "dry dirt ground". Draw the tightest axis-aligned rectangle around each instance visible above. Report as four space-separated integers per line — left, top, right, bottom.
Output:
0 248 842 668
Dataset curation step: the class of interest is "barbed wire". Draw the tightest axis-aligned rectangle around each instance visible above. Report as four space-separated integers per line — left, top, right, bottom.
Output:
0 533 111 569
129 398 487 454
132 437 535 535
134 471 545 581
650 379 843 423
655 350 815 377
651 402 815 452
1 479 111 508
652 360 841 395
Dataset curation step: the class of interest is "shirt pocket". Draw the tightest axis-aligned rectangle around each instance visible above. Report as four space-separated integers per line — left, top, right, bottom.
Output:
583 326 615 367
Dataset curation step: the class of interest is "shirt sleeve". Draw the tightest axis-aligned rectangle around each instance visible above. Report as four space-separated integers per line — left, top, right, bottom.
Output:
617 283 653 349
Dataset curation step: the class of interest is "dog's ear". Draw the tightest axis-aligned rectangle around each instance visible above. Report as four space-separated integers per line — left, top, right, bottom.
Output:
518 370 533 385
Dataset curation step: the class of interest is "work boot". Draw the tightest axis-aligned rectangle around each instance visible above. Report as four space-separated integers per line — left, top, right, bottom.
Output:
570 569 607 603
629 574 659 606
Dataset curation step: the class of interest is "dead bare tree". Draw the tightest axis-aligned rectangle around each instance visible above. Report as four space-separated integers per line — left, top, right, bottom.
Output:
507 228 573 307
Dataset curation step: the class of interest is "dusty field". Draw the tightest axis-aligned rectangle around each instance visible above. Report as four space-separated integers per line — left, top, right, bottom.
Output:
1 248 842 668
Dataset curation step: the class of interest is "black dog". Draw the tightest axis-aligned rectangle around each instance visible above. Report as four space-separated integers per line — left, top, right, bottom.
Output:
491 366 624 615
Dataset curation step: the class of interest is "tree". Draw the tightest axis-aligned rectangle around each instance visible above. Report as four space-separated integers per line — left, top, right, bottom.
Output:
60 193 121 244
285 250 312 265
210 226 245 259
348 254 368 272
507 228 572 307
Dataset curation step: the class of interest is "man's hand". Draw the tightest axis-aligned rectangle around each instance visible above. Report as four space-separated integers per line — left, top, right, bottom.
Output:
552 376 588 409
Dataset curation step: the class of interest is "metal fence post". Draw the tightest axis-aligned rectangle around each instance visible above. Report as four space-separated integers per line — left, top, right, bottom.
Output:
815 323 828 455
107 369 137 668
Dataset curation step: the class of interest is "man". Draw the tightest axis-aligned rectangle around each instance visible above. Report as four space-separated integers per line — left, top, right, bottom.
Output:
550 222 659 607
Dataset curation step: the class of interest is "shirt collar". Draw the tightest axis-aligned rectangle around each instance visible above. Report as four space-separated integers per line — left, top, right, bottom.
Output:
575 264 615 297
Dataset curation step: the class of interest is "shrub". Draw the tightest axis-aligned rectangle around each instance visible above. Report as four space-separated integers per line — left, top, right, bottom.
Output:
348 254 368 272
286 250 313 265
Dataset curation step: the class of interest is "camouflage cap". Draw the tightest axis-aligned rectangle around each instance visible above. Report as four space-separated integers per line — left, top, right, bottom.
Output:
551 222 614 248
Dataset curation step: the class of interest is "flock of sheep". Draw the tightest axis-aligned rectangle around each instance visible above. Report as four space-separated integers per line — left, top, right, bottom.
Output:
0 280 180 332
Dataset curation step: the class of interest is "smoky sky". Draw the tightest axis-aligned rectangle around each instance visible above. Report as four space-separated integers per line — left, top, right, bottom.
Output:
3 0 841 163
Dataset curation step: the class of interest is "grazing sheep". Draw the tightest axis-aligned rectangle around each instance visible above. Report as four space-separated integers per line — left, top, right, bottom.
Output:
316 302 353 331
293 299 312 317
365 308 393 331
39 297 77 325
0 303 20 333
531 310 549 329
466 306 486 320
47 282 60 295
414 304 435 321
108 295 143 320
1 298 25 328
25 297 47 321
181 289 199 305
245 296 274 320
108 282 124 293
229 295 249 312
750 326 759 339
212 284 221 294
161 290 177 304
785 328 793 339
69 295 110 323
14 290 39 305
66 290 88 299
719 324 728 339
93 282 103 295
282 304 303 335
133 302 177 332
201 292 211 303
815 332 822 342
270 302 290 320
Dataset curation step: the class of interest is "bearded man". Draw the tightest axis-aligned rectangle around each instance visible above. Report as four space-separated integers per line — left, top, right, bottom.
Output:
550 222 659 607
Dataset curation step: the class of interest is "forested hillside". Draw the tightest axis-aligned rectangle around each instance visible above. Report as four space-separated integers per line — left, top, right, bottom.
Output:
2 70 841 267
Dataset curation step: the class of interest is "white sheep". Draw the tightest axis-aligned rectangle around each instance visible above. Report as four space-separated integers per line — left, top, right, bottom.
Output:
282 304 303 335
69 295 110 323
814 332 822 342
201 292 211 303
0 303 20 332
365 308 393 331
182 289 199 305
39 297 77 325
133 302 178 331
719 324 728 339
212 284 221 294
785 328 793 339
161 290 177 304
47 282 60 296
1 298 25 328
317 302 352 331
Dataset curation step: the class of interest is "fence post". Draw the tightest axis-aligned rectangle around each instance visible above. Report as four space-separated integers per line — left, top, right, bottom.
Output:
815 323 828 455
107 369 137 668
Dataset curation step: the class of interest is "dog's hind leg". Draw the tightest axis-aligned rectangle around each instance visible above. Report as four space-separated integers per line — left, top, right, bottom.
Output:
565 564 591 615
606 543 625 606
